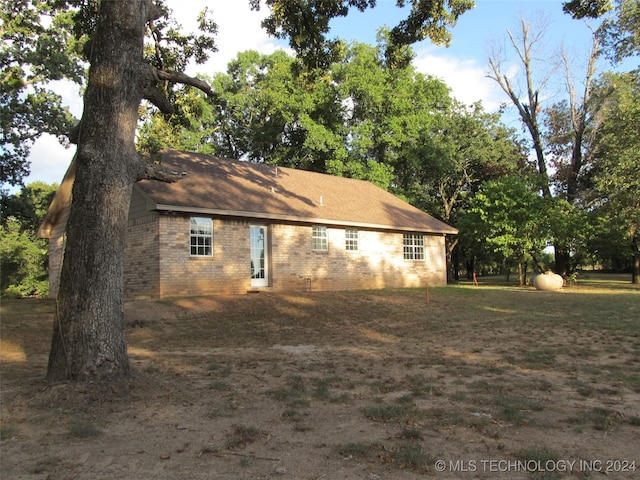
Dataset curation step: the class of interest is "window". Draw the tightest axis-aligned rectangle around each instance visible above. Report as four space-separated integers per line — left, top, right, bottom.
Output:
312 226 328 251
345 229 359 251
403 233 424 260
190 217 212 256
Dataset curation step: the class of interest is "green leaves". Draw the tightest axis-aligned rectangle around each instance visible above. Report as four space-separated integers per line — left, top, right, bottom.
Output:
562 0 612 19
255 0 474 69
460 175 547 276
588 72 640 274
0 181 57 297
0 0 85 188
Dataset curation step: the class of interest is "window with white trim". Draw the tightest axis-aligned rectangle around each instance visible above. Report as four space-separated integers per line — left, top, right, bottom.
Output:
403 233 424 260
312 226 328 251
190 217 212 256
345 229 359 251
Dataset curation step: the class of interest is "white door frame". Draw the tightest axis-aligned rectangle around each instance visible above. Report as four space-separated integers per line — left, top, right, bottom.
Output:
250 225 269 287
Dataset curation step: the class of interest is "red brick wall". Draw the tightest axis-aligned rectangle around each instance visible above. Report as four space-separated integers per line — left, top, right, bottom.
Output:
51 211 448 299
124 213 160 299
143 217 447 297
270 224 447 292
157 214 250 296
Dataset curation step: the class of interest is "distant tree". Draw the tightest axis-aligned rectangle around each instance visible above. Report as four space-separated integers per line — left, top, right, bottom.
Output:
0 220 49 297
597 0 640 69
564 0 639 71
459 175 548 286
404 101 528 280
0 182 57 297
1 181 58 231
334 35 452 189
589 72 640 282
488 17 603 276
138 39 455 190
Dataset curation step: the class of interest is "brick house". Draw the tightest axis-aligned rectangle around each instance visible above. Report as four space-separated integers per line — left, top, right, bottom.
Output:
39 149 457 298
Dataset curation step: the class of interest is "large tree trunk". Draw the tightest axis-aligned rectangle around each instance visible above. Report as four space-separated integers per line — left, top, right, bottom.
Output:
46 1 210 382
517 259 527 287
554 245 571 278
445 237 458 284
46 0 151 382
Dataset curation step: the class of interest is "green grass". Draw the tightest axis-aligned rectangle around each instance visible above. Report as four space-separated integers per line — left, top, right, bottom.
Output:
393 441 432 471
362 403 422 424
494 395 545 424
68 417 101 439
337 439 433 473
225 425 262 449
0 425 17 441
516 447 561 480
566 407 623 432
338 441 381 460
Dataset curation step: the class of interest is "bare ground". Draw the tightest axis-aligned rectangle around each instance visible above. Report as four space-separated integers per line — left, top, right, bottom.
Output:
1 284 639 479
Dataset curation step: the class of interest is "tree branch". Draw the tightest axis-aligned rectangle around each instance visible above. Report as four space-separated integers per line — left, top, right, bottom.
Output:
135 153 186 182
143 85 174 114
146 0 163 22
155 69 216 98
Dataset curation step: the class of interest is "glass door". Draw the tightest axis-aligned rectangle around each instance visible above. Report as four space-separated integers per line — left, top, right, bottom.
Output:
250 225 269 287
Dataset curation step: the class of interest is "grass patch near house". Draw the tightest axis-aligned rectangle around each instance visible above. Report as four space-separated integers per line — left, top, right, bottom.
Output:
1 279 639 479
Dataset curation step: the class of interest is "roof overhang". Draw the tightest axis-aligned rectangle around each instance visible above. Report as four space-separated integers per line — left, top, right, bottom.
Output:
154 203 458 235
37 157 76 239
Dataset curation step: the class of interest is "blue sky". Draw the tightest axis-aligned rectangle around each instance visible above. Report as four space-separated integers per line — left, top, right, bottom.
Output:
23 0 606 187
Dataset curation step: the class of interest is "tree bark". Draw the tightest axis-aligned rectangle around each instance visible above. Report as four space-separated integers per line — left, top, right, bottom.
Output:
47 0 154 382
445 236 458 284
46 1 215 382
517 259 528 287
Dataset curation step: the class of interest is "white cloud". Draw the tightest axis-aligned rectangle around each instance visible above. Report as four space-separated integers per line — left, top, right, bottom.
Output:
23 80 81 186
168 0 282 76
24 134 74 186
413 46 505 112
47 79 84 118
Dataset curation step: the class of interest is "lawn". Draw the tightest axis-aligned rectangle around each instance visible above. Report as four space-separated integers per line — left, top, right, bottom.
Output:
1 280 639 479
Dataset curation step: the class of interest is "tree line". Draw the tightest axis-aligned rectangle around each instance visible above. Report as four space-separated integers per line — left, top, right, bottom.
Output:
0 0 637 382
109 5 640 286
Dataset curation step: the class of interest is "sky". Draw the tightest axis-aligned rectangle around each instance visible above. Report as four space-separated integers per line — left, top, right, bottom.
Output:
22 0 606 187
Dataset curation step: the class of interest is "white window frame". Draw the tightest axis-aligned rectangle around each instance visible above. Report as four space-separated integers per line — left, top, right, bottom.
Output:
403 233 424 260
190 217 213 256
312 225 328 251
345 228 359 251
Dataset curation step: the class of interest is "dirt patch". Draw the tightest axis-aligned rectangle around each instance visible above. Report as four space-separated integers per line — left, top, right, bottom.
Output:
1 286 639 479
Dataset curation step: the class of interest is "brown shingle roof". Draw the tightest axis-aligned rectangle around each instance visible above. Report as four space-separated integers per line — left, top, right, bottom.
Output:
136 149 457 235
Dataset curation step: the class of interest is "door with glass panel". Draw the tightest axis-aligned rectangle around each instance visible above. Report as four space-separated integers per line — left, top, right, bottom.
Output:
250 225 269 287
